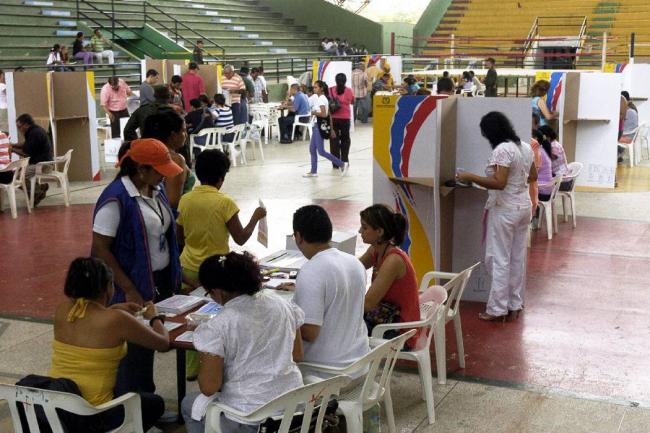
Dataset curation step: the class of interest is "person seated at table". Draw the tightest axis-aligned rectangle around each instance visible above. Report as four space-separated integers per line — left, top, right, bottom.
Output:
358 204 421 349
185 98 214 148
50 257 168 431
181 252 304 433
213 94 235 145
278 83 310 143
292 205 369 376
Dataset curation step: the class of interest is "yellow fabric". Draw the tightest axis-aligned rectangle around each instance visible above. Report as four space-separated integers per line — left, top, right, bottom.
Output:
50 339 127 406
66 298 91 322
177 185 239 272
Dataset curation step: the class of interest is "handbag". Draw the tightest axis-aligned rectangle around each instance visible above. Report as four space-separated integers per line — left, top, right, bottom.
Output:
364 301 401 335
317 116 332 140
258 400 339 433
328 96 341 114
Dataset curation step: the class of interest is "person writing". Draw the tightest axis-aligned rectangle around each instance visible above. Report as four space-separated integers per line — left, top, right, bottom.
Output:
358 204 421 349
50 257 168 431
92 138 183 395
181 252 304 433
456 112 537 322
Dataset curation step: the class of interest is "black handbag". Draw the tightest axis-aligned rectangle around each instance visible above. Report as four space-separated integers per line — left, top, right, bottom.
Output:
328 96 341 114
317 116 332 140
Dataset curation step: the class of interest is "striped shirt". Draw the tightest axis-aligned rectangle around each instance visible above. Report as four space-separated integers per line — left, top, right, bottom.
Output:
0 133 10 170
351 69 368 98
221 74 245 104
215 106 234 128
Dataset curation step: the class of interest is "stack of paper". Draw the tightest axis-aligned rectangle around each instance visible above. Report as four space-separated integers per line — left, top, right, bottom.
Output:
155 295 206 315
260 250 307 271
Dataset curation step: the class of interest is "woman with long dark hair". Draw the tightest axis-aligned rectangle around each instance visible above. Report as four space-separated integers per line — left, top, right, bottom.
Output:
358 204 421 349
456 112 537 321
329 72 355 173
533 128 554 200
303 80 346 177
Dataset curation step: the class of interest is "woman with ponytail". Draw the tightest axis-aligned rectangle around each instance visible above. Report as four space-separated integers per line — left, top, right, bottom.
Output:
358 204 421 349
50 257 168 431
303 80 346 177
534 127 554 200
329 73 355 172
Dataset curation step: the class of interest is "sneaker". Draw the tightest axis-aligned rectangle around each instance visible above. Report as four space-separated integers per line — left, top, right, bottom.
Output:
340 162 350 176
303 172 318 178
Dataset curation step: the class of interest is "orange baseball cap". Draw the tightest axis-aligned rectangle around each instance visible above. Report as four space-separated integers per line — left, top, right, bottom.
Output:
119 138 183 178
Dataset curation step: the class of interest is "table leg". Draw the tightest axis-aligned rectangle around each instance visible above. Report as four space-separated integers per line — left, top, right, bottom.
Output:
176 348 186 424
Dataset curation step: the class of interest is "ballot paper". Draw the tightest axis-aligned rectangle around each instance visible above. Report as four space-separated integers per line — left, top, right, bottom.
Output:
140 319 182 331
257 199 268 247
155 295 206 315
259 249 307 271
175 330 194 343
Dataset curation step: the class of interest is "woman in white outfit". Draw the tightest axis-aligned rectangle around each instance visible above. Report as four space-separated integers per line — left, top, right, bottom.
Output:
456 112 537 322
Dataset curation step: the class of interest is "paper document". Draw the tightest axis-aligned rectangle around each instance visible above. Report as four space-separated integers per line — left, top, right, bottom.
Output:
257 199 268 247
260 249 307 271
175 330 194 343
173 64 181 76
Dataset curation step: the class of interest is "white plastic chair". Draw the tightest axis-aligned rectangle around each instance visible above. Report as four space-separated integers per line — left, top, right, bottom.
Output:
299 330 416 433
191 127 225 163
418 263 480 386
250 105 272 143
291 115 314 141
243 123 265 162
224 123 247 167
537 175 564 240
369 289 447 424
0 158 32 219
205 375 351 433
29 149 73 208
558 162 583 228
0 383 143 433
619 125 639 168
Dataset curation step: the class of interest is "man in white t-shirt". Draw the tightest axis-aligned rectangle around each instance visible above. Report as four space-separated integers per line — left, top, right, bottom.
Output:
292 205 369 374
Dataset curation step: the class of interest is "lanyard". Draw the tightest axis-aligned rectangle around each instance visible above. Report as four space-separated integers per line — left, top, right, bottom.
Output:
140 195 167 253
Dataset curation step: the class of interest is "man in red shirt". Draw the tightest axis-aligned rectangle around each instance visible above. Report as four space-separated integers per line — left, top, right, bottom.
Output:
182 62 206 112
100 76 133 139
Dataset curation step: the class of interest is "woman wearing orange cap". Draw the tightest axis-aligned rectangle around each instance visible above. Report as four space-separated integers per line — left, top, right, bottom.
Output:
91 138 183 397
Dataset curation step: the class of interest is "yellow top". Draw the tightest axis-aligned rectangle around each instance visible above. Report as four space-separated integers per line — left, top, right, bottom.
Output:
49 299 127 406
176 185 239 272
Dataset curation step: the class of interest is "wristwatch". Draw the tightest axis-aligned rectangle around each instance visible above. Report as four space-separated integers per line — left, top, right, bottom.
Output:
149 315 166 327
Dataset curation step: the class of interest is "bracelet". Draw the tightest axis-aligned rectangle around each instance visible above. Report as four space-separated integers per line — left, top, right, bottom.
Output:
149 315 166 327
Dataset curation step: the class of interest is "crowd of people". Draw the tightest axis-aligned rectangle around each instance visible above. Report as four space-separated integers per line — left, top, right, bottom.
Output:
320 37 368 56
46 30 115 70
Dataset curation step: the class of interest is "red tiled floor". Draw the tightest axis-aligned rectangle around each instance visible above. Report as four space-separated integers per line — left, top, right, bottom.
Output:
2 203 650 404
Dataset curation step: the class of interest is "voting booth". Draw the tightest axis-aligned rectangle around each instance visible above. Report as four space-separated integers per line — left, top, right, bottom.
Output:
373 95 531 301
6 71 100 181
558 72 621 189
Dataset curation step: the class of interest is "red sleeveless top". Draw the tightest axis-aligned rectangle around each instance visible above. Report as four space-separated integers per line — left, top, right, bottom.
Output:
372 246 422 349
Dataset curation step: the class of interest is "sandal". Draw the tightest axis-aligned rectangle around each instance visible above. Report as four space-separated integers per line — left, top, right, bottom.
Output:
478 312 507 322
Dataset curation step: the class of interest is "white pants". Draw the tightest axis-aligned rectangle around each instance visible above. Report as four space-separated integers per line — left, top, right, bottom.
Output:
94 50 115 64
485 205 530 316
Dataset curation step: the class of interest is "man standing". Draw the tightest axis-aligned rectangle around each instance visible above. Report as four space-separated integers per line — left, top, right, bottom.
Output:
278 84 310 143
140 69 159 106
484 58 498 97
169 75 184 114
90 29 115 64
292 205 369 372
182 62 206 113
123 86 175 141
12 114 53 205
250 68 266 104
220 65 246 125
351 62 369 124
192 40 205 65
240 67 255 124
100 76 133 139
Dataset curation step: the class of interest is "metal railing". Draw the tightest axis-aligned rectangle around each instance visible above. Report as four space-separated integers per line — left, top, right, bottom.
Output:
75 0 225 59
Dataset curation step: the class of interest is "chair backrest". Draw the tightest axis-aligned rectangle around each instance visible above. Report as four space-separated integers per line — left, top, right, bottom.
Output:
420 263 480 321
563 162 583 193
196 127 223 146
548 175 564 201
340 330 415 407
57 149 74 175
0 384 142 433
2 158 30 188
416 288 448 349
205 375 351 433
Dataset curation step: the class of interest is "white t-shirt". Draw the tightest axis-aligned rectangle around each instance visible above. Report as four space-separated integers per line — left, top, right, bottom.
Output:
0 83 7 109
311 94 329 126
192 293 304 418
294 248 369 372
93 176 172 271
485 140 534 210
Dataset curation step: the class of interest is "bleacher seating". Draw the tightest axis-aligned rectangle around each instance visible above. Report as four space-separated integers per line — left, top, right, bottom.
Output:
422 0 650 67
0 0 328 90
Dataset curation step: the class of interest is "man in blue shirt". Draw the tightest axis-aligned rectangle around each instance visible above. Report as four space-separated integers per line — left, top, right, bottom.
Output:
279 84 310 143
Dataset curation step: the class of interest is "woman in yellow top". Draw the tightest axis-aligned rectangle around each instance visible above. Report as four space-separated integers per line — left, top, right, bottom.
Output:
176 148 266 378
50 257 170 431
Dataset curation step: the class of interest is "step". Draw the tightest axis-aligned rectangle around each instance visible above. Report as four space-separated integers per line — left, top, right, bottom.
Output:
254 41 273 46
54 29 79 36
199 11 219 16
226 25 246 31
268 48 288 54
241 34 259 39
58 20 77 26
42 9 71 16
211 18 231 23
25 0 54 5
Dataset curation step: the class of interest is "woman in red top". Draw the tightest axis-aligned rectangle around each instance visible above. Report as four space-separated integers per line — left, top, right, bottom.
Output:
359 204 421 349
329 73 355 171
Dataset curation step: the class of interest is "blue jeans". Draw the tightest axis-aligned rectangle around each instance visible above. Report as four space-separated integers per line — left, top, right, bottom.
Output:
310 126 343 173
231 102 241 125
354 96 369 123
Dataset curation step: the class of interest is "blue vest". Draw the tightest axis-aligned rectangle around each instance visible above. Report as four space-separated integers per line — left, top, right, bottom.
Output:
92 177 181 304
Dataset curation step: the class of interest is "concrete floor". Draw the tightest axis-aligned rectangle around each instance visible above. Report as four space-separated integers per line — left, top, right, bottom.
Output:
2 123 650 432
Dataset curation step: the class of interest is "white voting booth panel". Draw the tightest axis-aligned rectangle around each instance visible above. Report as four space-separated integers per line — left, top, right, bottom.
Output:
285 231 357 255
621 64 650 164
313 60 355 129
560 72 620 189
447 97 533 302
